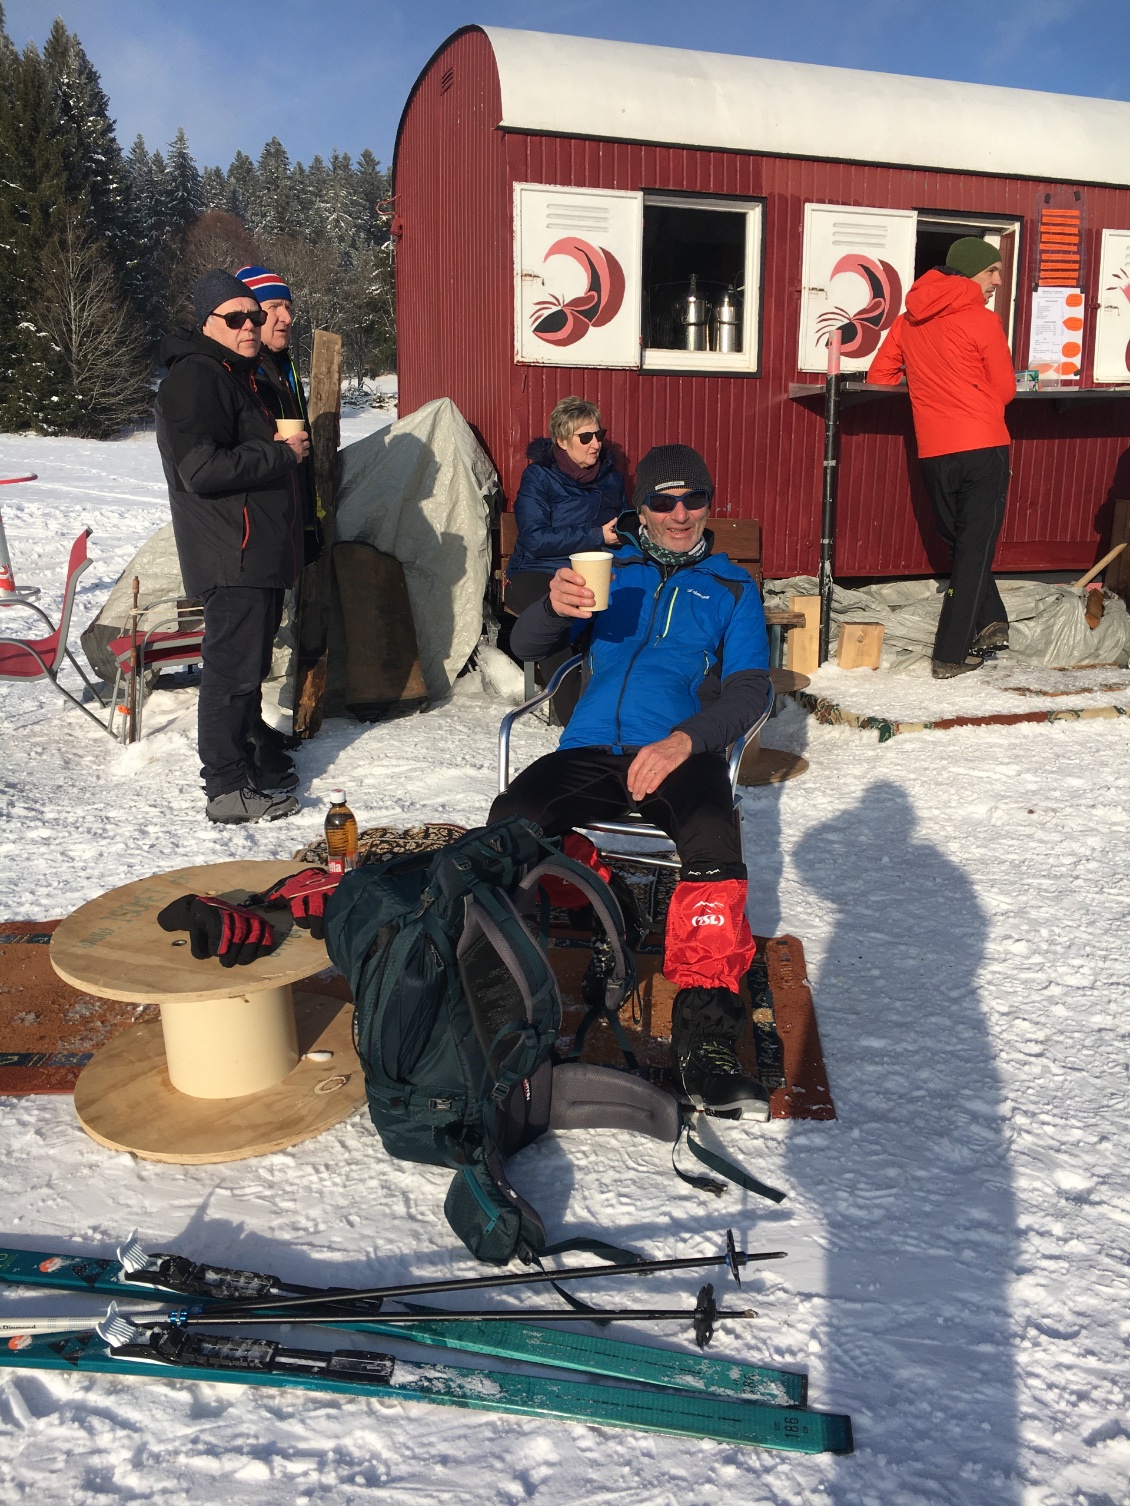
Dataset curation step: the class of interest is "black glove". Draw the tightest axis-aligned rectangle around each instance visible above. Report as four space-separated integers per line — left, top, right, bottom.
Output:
246 867 339 941
157 894 275 967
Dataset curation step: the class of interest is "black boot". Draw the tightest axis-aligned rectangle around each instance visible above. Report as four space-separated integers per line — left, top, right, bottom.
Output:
671 986 770 1119
245 723 298 792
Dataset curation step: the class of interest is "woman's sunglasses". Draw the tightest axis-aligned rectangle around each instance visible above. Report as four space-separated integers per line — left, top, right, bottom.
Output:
573 428 606 445
210 308 268 329
643 489 712 514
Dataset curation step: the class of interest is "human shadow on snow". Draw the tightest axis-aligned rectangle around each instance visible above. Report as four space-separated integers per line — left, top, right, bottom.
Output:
793 780 1021 1503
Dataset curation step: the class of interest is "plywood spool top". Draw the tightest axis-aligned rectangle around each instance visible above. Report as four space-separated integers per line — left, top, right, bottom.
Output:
51 860 328 1004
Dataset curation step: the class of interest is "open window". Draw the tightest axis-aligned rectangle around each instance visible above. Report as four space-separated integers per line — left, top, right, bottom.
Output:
640 195 764 373
914 212 1022 350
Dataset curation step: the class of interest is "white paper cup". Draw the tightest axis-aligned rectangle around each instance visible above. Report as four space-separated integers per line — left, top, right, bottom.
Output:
275 418 306 438
569 550 613 611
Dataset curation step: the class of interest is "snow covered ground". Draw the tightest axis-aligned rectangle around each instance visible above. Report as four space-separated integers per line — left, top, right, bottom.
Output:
1 414 1128 1504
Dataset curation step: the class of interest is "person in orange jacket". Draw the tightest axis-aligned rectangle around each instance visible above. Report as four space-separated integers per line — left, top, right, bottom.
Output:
868 237 1017 678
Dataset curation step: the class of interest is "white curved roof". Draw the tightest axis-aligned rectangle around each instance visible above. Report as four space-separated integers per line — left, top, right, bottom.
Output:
481 27 1130 186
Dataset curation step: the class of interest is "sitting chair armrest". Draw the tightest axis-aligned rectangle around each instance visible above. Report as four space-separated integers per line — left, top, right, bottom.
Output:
0 598 57 635
497 653 583 794
726 682 775 794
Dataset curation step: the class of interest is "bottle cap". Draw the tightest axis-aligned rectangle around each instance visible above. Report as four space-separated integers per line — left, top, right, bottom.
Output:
329 788 346 804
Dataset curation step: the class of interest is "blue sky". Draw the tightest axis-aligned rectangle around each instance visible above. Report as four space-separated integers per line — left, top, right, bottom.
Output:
4 0 1129 169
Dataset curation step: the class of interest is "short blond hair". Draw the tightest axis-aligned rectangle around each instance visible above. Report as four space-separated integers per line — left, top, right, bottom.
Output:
549 396 601 443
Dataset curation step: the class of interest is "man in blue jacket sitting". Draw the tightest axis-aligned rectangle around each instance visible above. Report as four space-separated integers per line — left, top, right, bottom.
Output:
490 445 772 1116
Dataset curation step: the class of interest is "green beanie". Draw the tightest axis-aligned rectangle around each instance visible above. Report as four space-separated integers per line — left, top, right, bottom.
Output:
945 237 1001 277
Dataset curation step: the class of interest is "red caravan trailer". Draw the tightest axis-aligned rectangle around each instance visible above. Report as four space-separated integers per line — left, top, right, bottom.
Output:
392 26 1130 578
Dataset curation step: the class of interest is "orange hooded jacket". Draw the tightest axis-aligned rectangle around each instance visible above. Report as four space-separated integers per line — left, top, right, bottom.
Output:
867 268 1016 458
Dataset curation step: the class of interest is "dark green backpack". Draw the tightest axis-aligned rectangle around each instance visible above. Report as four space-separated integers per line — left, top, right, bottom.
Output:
324 816 781 1264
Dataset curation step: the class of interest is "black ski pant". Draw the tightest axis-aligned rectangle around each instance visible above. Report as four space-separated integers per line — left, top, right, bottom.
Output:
198 585 284 798
920 445 1010 664
489 746 744 880
503 571 581 726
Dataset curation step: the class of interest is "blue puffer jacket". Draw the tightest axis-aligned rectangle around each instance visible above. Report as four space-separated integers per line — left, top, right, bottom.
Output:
507 437 626 577
512 521 771 754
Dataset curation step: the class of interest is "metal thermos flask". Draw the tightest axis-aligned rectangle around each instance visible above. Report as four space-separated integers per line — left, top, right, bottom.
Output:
679 275 711 351
712 288 741 353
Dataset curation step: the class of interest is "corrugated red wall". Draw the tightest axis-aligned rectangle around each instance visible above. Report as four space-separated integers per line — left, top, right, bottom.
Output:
395 28 1130 577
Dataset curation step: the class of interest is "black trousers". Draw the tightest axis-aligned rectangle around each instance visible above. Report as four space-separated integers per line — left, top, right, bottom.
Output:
503 571 581 726
198 586 284 798
490 747 744 880
920 445 1010 664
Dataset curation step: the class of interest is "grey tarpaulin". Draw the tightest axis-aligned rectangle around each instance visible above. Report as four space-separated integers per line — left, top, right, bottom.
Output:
763 576 1130 670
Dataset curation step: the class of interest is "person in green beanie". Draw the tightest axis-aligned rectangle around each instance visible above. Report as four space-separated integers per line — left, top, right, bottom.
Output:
868 236 1016 678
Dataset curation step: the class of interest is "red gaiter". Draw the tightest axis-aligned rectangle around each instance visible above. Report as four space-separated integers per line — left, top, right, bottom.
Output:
539 834 612 910
664 878 756 992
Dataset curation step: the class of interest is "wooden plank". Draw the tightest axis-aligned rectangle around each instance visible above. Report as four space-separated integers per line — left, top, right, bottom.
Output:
787 594 821 675
293 329 344 740
836 621 885 670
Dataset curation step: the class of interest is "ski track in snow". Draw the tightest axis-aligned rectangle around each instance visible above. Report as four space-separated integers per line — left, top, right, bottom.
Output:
1 423 1128 1504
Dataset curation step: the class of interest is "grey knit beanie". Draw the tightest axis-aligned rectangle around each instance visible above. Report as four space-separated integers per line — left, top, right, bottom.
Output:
632 445 714 508
192 268 259 328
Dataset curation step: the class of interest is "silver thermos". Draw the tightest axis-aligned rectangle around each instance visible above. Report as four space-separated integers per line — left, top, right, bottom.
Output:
678 275 711 351
712 287 741 353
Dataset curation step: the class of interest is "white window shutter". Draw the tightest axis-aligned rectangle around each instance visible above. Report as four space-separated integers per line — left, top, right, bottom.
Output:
514 184 643 369
798 205 918 373
1094 230 1130 384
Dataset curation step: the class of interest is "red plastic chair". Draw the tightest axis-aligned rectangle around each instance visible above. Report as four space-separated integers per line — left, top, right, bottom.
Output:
0 528 113 734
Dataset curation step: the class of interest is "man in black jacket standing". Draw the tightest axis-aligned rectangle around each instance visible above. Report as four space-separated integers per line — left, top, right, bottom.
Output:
155 268 310 824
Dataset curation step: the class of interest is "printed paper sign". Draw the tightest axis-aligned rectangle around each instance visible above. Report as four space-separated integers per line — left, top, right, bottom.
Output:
1028 287 1083 379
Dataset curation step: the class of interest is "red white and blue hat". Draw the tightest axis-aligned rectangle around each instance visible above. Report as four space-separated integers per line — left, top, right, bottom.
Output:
235 264 292 303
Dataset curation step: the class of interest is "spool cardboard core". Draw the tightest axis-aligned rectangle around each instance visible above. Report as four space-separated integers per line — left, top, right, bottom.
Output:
160 984 299 1097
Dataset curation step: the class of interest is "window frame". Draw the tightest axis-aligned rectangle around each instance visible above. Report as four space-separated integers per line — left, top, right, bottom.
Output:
913 210 1024 351
639 192 765 376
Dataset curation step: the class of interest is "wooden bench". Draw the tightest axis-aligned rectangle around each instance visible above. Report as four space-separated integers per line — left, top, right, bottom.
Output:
495 511 804 667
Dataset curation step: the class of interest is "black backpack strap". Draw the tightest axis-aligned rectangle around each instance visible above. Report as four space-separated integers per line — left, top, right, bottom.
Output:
673 1117 787 1203
518 855 637 1012
528 1237 646 1318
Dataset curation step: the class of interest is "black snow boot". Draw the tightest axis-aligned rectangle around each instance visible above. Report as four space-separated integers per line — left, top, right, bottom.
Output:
671 986 770 1120
246 723 299 792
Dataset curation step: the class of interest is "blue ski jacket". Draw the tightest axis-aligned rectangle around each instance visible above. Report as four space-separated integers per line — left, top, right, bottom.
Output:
511 521 771 753
506 437 626 577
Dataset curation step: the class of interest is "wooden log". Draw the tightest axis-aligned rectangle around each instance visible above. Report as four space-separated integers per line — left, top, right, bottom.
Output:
787 594 821 675
836 621 885 670
293 330 344 740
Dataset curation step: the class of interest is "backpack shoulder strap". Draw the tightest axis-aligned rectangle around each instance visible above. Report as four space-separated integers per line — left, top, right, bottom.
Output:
517 855 636 1011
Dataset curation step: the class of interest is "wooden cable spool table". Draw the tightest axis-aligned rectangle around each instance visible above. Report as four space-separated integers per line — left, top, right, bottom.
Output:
50 860 366 1164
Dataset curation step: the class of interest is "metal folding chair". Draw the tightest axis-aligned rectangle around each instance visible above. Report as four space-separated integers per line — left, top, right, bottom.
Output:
498 655 773 882
0 528 112 735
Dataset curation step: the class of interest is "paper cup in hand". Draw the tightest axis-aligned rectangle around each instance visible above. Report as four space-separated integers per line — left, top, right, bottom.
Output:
569 551 613 611
275 418 306 438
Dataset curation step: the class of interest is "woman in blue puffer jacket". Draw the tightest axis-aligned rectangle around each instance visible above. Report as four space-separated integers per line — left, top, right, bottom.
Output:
505 395 626 723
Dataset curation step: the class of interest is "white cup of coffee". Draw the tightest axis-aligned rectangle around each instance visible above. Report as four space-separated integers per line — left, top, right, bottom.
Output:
275 418 306 438
569 550 613 611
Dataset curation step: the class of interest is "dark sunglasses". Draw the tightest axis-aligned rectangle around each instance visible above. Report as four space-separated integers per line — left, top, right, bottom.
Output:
209 308 267 329
573 428 606 445
643 489 712 514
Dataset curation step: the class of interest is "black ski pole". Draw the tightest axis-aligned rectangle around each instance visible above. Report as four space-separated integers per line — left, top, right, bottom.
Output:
202 1230 784 1320
178 1284 743 1350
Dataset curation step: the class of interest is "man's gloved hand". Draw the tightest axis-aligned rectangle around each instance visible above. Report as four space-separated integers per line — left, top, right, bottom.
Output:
156 894 275 967
246 867 339 941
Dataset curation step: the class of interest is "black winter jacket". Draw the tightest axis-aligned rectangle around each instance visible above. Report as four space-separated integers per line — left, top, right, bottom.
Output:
155 329 303 596
507 437 625 577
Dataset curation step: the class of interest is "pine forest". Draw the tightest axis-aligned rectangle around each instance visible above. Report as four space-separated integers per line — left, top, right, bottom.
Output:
0 7 395 438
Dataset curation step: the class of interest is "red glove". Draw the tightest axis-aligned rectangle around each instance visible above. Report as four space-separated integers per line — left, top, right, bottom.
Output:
157 895 275 968
246 867 340 941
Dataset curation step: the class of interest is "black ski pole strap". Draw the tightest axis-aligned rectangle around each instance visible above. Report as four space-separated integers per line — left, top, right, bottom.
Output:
674 1121 787 1204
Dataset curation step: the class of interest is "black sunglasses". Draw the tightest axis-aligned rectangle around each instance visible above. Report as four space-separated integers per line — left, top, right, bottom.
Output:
643 489 712 514
573 428 606 445
209 308 267 329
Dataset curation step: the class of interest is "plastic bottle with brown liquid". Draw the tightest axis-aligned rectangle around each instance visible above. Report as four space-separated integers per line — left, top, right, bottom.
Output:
324 790 359 878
